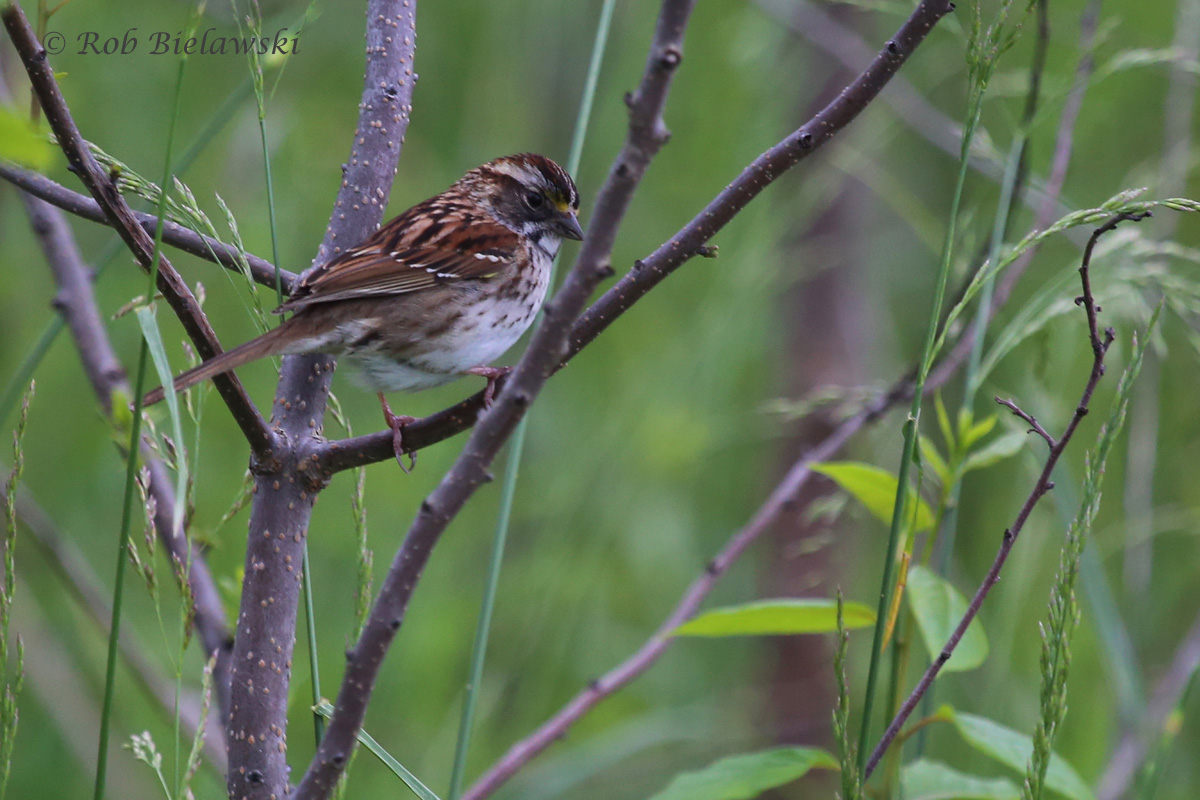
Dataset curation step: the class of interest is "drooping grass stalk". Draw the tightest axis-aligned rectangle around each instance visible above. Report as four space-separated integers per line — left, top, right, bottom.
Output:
0 383 33 800
446 2 615 797
94 44 189 800
0 77 254 430
856 0 1037 770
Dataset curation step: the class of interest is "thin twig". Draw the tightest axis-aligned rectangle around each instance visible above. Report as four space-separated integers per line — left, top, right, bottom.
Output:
997 397 1057 448
862 212 1150 778
0 4 276 459
0 164 294 293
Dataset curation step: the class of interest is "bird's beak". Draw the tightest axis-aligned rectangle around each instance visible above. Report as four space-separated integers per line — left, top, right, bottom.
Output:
557 211 585 241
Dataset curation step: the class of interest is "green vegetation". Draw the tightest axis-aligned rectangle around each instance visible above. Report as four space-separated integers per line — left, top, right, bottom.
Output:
2 1 1199 798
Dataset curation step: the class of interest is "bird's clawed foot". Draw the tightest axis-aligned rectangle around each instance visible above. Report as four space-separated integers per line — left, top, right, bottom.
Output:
378 393 417 473
465 365 512 409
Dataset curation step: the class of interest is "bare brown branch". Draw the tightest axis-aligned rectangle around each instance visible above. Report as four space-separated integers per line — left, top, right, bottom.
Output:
997 397 1057 448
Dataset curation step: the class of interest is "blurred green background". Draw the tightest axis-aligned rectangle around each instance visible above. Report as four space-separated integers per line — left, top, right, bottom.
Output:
2 0 1199 797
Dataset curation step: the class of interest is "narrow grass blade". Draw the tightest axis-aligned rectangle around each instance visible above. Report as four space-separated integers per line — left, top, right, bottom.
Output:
446 2 615 797
135 306 188 535
314 701 442 800
94 39 190 800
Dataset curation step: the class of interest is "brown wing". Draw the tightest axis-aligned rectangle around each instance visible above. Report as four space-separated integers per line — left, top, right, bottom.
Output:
278 201 520 312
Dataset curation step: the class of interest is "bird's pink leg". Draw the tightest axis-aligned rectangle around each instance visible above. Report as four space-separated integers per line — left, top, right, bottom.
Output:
464 365 512 408
378 392 417 473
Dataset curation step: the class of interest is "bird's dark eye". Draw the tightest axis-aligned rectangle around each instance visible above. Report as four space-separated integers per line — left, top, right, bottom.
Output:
524 191 545 209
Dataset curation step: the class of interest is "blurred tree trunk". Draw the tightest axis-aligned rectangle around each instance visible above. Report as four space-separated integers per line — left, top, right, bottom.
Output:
763 5 870 759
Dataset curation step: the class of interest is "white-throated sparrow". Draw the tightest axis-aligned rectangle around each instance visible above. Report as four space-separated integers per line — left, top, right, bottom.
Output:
146 153 583 467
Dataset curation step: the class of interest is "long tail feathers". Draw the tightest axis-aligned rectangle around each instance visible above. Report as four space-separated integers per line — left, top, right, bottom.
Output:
143 323 291 406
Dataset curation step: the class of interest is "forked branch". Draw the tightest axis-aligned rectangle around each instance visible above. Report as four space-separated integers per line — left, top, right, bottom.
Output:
863 211 1150 778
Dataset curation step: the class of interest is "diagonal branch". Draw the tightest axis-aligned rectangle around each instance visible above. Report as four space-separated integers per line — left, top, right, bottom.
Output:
1 3 276 460
863 212 1151 778
0 164 295 293
314 0 957 475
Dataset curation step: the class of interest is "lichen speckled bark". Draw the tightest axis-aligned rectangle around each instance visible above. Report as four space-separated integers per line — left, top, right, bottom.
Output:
224 3 417 799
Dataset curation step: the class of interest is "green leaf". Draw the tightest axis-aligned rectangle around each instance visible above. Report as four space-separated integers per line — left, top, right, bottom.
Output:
812 461 935 532
946 708 1096 800
919 435 951 485
903 759 1019 800
0 106 52 170
956 406 975 445
646 747 837 800
935 393 955 449
136 306 189 534
963 431 1028 473
964 413 998 448
673 599 874 637
314 700 441 800
906 566 988 672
